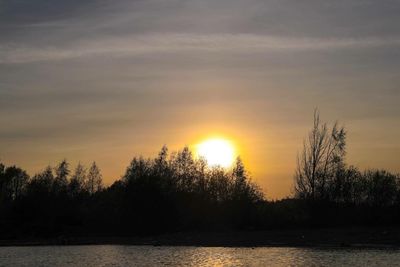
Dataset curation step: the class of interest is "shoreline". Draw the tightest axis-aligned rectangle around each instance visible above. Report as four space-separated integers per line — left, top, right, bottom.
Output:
1 227 400 248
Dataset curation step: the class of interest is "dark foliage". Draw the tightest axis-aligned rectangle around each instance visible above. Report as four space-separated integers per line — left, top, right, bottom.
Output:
291 111 400 227
0 147 264 238
1 112 399 238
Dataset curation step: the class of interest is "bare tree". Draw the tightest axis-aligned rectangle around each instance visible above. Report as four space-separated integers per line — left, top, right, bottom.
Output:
294 110 346 200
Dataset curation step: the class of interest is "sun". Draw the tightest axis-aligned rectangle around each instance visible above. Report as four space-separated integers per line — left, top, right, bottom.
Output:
196 138 235 168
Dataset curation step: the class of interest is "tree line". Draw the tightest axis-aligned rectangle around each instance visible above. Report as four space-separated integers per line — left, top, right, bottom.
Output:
0 160 103 203
0 147 263 237
294 110 400 208
0 111 400 238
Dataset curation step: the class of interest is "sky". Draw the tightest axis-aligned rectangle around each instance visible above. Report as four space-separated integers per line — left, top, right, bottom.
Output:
1 0 399 198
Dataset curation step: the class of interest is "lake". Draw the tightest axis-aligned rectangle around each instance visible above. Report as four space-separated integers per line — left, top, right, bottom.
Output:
0 245 399 266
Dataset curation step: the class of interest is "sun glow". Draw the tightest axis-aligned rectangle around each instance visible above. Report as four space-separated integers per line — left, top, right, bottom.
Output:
196 138 235 168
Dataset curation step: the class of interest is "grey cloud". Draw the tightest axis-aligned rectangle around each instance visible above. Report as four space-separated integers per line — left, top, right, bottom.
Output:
1 34 400 64
2 0 400 43
1 0 400 197
0 0 105 25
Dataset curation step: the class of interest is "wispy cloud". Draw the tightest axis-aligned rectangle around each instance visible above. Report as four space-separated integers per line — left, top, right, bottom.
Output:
2 34 400 64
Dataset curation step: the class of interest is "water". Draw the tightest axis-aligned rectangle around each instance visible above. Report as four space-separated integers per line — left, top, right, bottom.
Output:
0 245 399 267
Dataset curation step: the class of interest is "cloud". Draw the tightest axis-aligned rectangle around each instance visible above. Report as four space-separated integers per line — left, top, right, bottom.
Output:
0 0 102 25
1 34 400 64
1 0 400 198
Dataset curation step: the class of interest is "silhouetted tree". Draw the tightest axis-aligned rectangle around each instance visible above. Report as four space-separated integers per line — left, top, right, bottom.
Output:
5 139 400 238
232 158 247 199
154 146 169 177
86 162 103 194
0 165 29 201
27 166 55 196
0 162 4 174
208 166 231 202
153 146 176 193
69 162 87 196
172 146 197 192
0 162 7 203
364 169 398 207
54 159 70 194
5 166 29 200
294 110 346 200
329 166 364 204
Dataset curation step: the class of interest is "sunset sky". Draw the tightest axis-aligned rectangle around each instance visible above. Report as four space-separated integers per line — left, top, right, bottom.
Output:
1 0 399 198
